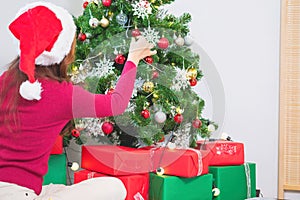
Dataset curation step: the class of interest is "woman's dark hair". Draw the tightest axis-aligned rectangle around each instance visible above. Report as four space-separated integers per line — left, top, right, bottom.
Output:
0 38 76 135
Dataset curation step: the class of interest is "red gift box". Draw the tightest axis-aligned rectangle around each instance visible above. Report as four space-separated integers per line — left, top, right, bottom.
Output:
81 145 208 178
74 169 149 200
147 147 209 178
50 135 63 154
196 140 244 166
81 145 151 176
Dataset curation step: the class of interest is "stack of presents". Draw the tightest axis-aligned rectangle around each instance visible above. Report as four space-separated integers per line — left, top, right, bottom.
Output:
72 139 256 200
43 135 67 185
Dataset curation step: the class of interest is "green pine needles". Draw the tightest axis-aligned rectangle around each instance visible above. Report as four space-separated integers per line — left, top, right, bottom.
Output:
66 0 217 148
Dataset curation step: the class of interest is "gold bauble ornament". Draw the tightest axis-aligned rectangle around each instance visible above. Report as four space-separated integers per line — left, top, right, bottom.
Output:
187 68 197 79
108 11 114 20
143 81 154 93
176 107 183 114
153 93 159 99
171 63 176 66
71 65 78 72
71 65 79 75
100 17 109 28
108 11 113 17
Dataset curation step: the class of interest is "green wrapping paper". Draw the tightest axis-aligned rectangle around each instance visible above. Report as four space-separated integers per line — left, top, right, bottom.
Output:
149 173 213 200
209 163 256 200
43 153 67 185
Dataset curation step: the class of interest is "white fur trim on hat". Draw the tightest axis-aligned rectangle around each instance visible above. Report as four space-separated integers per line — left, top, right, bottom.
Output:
19 80 43 101
15 1 76 66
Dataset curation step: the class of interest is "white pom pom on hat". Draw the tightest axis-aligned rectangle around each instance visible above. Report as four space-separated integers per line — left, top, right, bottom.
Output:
19 80 43 101
9 2 76 101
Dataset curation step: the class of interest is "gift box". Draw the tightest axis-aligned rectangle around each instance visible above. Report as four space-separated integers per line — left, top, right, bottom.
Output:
50 135 63 155
148 147 209 178
74 169 149 200
43 153 66 185
197 140 244 166
209 163 256 200
82 145 208 178
81 145 151 176
149 173 213 200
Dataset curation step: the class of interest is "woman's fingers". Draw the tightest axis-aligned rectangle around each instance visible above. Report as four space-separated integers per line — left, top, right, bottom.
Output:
127 35 157 65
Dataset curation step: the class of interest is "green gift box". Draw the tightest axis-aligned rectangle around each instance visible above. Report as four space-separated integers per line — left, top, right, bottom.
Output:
43 153 67 185
209 163 256 200
149 173 213 200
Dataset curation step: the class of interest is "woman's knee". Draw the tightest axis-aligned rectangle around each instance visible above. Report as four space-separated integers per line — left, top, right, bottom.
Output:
76 177 127 200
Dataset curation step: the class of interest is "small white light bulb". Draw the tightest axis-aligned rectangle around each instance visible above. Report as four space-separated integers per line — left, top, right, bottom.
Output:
167 142 176 150
156 167 165 176
68 162 80 171
212 187 220 196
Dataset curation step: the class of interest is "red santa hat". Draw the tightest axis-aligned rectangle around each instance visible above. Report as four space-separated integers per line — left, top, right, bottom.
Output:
9 2 76 100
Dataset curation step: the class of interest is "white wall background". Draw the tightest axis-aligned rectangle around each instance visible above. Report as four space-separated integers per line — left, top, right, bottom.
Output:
1 0 298 199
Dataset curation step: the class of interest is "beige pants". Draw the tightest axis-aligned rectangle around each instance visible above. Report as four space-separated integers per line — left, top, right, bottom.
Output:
0 177 127 200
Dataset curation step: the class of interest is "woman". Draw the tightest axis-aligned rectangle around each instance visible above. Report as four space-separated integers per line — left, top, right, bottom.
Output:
0 2 156 200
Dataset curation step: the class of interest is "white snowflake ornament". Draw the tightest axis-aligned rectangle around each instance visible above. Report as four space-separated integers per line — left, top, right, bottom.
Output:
132 0 152 19
141 27 160 45
71 62 91 84
171 67 190 91
132 77 145 97
91 56 115 78
126 102 136 113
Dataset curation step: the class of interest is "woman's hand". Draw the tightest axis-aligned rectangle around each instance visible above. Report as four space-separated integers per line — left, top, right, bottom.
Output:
127 36 157 66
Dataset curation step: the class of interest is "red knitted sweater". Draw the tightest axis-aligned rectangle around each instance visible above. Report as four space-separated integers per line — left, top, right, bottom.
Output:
0 61 136 194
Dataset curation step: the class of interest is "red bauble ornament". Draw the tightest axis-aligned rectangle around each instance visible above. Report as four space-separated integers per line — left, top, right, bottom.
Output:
131 29 141 37
102 122 114 135
152 70 159 79
107 88 115 95
83 1 89 8
115 54 126 64
174 113 183 124
145 56 153 64
141 109 150 119
71 129 80 138
78 33 87 42
157 37 169 49
192 118 202 129
102 0 112 7
189 78 197 86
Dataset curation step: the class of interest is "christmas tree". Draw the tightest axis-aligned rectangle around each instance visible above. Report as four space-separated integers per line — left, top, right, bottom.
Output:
65 0 217 148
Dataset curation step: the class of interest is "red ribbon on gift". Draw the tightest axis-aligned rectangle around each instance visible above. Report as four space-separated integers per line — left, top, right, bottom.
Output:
148 147 208 177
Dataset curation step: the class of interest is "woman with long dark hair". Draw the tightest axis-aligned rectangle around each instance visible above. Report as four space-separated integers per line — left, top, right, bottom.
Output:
0 2 156 200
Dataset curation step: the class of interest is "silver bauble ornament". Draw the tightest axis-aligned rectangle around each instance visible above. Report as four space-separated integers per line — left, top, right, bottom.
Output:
89 17 99 28
208 124 216 132
173 33 177 40
85 33 92 38
184 35 193 46
116 10 128 25
154 110 167 123
175 35 185 46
